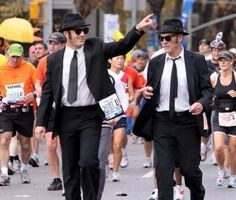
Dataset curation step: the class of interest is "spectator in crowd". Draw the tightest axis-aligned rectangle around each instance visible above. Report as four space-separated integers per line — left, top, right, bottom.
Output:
198 38 212 60
28 45 37 65
32 42 48 67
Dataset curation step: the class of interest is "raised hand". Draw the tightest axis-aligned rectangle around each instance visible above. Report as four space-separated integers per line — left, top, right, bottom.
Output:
135 13 154 31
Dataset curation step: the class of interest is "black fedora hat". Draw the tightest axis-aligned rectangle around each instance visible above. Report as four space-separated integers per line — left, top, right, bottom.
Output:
60 13 91 32
159 19 189 35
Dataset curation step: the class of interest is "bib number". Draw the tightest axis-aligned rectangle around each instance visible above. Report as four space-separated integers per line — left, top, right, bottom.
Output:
5 83 24 103
99 93 124 120
218 111 236 127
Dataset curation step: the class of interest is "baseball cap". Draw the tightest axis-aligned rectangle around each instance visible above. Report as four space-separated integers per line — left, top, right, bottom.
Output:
48 32 66 43
8 43 24 57
136 49 148 59
218 51 233 61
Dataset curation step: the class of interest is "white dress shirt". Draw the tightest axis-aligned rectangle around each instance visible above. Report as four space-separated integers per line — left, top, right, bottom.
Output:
61 46 96 106
156 48 190 112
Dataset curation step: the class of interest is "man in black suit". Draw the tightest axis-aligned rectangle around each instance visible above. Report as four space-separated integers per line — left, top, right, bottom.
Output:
133 19 213 200
35 13 153 200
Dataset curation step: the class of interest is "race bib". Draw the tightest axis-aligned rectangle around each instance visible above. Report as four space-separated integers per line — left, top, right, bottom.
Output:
99 93 124 120
218 111 236 127
5 83 25 103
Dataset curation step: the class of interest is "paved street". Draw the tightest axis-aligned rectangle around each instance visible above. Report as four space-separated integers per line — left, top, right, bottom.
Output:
0 136 236 200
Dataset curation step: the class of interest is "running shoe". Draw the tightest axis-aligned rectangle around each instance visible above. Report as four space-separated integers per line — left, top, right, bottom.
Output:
143 158 152 168
224 168 230 179
47 179 63 191
8 167 15 175
147 188 158 200
29 156 39 167
12 160 21 172
111 171 120 182
120 152 128 168
174 185 185 200
20 170 31 184
44 160 48 166
0 175 10 186
216 169 225 186
228 176 236 188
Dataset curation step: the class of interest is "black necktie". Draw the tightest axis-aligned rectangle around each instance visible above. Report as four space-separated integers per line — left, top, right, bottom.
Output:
67 50 78 104
169 58 179 119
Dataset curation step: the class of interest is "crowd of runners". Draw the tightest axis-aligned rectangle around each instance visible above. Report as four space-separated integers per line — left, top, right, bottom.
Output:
0 13 235 200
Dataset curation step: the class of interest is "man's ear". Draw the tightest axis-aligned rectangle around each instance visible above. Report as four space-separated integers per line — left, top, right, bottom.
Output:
178 34 184 44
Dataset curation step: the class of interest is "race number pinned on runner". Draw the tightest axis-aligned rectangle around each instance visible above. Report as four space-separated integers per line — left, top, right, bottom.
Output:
219 111 236 127
5 83 24 103
99 93 124 120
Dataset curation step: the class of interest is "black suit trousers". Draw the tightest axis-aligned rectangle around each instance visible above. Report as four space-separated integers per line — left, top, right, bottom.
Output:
58 105 102 200
153 112 205 200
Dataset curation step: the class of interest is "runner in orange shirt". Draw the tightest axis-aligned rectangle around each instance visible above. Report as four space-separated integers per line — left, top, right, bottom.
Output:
0 43 36 185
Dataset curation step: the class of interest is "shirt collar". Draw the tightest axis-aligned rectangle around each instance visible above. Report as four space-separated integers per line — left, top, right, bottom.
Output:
65 45 84 56
165 47 184 61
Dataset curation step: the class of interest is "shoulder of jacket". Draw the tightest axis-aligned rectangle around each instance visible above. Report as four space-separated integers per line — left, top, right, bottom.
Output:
47 48 65 61
149 53 166 63
86 37 102 44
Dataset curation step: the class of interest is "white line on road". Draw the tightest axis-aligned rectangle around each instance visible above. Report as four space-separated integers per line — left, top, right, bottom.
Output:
142 170 153 178
14 195 31 198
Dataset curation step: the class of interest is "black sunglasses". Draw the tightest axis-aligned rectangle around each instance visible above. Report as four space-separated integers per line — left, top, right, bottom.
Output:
74 27 89 35
159 34 176 42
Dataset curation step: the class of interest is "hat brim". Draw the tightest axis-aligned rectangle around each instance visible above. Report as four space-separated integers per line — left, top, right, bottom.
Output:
47 39 61 43
59 24 91 32
158 25 189 35
158 30 189 35
218 56 232 61
9 53 23 57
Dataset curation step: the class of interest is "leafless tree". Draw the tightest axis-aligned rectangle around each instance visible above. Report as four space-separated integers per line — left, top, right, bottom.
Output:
74 0 101 17
147 0 165 25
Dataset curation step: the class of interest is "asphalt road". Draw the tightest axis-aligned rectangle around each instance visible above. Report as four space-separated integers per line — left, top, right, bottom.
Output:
0 136 235 200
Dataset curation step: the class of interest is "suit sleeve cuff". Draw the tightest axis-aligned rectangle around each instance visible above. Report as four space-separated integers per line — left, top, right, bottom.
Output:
134 26 145 35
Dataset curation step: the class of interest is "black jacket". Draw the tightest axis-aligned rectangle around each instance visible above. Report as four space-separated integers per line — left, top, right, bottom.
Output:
36 27 144 136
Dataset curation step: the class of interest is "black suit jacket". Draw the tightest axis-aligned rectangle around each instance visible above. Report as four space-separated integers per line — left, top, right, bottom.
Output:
36 27 144 136
133 49 213 139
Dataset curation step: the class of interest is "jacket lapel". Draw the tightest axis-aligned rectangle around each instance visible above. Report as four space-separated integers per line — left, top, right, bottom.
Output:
152 54 165 101
84 43 92 77
155 54 165 88
184 49 194 103
53 49 65 102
